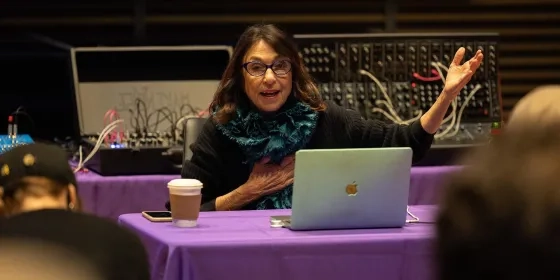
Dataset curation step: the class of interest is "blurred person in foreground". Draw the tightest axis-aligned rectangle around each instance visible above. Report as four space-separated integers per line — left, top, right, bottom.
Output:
436 124 560 280
0 238 102 280
176 23 484 211
507 84 560 129
0 143 149 280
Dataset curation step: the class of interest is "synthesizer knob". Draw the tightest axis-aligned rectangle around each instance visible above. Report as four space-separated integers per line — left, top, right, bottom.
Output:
339 46 346 54
403 84 410 91
303 48 310 55
335 94 342 101
335 84 341 93
347 95 354 105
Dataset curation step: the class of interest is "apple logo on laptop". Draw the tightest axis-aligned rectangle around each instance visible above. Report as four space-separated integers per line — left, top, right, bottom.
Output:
345 181 358 196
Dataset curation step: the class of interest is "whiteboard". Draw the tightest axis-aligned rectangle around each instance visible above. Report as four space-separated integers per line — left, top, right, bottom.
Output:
76 80 218 134
69 45 232 135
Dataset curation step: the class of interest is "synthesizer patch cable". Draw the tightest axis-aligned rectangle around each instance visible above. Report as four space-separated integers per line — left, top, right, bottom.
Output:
77 99 208 176
294 33 503 165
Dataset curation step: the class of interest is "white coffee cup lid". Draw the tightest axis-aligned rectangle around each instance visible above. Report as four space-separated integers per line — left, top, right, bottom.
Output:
167 179 203 188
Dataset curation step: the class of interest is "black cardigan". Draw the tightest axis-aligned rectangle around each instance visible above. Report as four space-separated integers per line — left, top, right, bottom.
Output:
178 101 434 211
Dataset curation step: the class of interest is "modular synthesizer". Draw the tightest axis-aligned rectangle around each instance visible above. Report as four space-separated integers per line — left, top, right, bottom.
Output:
294 33 502 165
81 131 183 176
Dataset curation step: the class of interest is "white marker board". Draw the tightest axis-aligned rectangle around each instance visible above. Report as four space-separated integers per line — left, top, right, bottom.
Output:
70 46 232 134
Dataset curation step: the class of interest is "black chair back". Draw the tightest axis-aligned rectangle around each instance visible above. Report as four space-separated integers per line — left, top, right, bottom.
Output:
182 117 207 162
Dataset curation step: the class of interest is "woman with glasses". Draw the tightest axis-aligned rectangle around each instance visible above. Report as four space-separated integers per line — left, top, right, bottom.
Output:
176 24 483 211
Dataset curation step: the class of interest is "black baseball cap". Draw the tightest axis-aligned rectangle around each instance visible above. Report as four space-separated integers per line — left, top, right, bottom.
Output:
0 143 77 194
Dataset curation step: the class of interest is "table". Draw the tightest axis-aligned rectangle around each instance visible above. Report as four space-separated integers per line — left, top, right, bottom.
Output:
78 166 459 220
119 205 438 280
77 172 178 220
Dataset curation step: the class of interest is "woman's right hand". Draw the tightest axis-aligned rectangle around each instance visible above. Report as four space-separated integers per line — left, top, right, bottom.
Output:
241 155 295 197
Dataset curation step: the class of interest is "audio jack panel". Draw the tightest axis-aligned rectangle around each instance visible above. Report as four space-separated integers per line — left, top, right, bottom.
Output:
295 33 502 148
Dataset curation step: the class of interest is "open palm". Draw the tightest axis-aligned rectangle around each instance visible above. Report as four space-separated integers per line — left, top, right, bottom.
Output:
443 47 484 97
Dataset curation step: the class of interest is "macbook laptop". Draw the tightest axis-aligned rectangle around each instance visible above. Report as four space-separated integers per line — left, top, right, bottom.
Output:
274 147 412 231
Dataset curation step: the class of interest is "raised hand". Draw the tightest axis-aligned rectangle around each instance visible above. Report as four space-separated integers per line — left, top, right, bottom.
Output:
443 47 484 98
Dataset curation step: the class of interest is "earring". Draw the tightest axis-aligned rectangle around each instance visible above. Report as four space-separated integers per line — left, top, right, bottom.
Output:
68 202 75 210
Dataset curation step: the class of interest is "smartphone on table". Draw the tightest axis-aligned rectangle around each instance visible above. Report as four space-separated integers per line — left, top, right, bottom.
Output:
142 211 172 222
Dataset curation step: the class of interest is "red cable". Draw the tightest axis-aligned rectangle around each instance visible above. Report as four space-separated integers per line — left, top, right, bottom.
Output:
412 69 442 82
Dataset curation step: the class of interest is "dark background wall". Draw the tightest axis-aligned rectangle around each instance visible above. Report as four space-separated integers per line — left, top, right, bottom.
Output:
0 0 559 139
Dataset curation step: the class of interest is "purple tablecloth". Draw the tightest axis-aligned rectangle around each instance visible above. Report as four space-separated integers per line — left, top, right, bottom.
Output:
119 205 438 280
77 172 178 220
78 166 459 220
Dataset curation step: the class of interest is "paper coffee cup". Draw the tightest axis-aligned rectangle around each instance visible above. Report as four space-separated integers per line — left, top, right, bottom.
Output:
167 179 203 228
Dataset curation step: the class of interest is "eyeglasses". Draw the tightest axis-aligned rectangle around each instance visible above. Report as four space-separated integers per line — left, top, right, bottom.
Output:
242 60 292 77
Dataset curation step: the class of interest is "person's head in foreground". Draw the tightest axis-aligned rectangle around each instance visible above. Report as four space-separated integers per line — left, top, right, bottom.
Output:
0 142 79 217
507 84 560 130
210 23 325 123
436 123 560 280
0 143 151 280
0 238 101 280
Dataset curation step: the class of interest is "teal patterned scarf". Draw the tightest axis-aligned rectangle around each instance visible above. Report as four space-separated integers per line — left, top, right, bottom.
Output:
214 98 318 210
